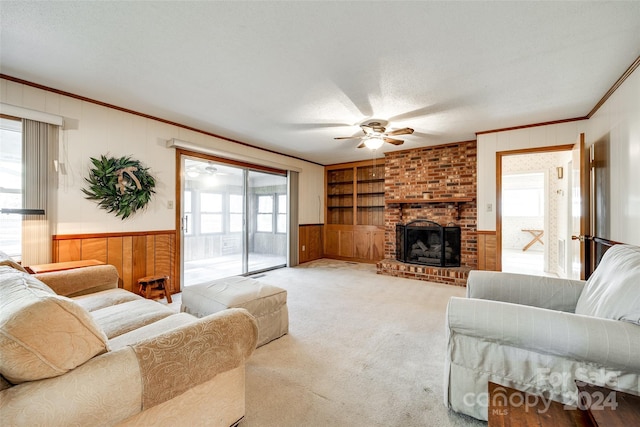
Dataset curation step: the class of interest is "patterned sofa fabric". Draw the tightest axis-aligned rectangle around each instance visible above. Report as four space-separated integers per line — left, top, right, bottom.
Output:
0 257 258 426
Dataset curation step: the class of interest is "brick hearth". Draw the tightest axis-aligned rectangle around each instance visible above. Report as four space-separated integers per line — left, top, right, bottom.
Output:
376 140 477 286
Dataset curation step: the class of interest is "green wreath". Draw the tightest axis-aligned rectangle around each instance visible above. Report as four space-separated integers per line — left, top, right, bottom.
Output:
82 155 156 220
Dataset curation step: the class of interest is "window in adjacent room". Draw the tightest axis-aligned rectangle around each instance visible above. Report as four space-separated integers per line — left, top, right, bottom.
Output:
256 195 273 232
0 117 23 258
277 193 287 233
229 194 243 233
200 192 223 233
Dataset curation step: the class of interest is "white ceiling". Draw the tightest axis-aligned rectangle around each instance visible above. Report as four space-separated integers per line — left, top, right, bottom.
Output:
1 1 639 165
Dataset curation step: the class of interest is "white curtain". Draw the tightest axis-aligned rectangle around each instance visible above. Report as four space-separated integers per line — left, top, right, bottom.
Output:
21 119 58 265
288 171 299 267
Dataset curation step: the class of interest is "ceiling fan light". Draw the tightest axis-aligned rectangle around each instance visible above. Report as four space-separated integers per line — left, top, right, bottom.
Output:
186 169 199 178
364 137 384 150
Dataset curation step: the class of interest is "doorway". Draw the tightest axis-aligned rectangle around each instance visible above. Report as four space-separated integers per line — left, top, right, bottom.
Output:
498 147 572 277
179 154 288 287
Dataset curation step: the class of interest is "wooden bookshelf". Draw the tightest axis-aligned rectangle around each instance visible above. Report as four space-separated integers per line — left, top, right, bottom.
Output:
325 160 385 263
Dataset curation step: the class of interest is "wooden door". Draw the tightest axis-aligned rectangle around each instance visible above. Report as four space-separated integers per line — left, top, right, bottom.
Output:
570 133 590 280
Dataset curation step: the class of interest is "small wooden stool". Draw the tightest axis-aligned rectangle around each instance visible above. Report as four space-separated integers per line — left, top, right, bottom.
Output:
137 275 172 303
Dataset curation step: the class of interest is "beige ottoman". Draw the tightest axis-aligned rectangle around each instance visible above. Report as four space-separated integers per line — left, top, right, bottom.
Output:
181 276 288 347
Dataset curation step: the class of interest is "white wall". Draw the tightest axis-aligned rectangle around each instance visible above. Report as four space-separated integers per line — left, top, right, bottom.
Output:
0 78 325 235
477 64 640 247
586 66 640 246
477 120 588 231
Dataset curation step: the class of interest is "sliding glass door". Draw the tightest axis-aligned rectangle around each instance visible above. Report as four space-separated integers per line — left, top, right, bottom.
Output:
248 170 288 273
180 155 287 287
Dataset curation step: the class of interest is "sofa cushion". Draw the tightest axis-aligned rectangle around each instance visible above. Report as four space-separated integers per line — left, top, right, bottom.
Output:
0 267 108 384
0 250 28 273
73 288 142 312
91 298 176 339
575 244 640 324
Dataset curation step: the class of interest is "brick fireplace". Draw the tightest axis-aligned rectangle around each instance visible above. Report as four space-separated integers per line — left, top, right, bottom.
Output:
376 140 477 286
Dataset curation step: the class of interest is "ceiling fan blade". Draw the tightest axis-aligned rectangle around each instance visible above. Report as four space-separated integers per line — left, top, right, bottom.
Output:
386 127 414 136
412 131 436 138
356 142 367 149
334 136 363 140
384 137 404 145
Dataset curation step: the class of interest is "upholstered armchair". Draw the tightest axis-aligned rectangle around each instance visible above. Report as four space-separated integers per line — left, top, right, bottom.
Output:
444 244 640 421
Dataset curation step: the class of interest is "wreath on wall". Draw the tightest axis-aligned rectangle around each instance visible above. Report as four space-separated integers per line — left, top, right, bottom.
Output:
82 155 156 220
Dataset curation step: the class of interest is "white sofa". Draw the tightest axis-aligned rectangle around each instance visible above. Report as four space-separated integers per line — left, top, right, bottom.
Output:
444 244 640 421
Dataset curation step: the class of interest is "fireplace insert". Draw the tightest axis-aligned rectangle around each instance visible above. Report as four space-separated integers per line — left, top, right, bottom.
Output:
396 220 461 267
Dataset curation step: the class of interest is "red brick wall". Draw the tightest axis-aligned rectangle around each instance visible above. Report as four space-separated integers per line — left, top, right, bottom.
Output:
378 140 478 284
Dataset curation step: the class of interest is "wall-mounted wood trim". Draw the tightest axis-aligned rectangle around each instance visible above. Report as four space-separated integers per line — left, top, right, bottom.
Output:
0 73 323 167
476 55 640 136
0 114 22 121
494 143 575 156
476 230 497 235
476 230 498 271
476 117 587 136
299 224 323 263
52 230 177 294
587 55 640 118
53 230 176 240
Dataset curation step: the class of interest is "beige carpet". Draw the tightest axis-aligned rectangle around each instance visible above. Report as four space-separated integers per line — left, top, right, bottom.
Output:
240 259 485 427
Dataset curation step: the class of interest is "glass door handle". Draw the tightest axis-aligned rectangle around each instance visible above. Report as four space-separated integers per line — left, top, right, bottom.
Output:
181 216 189 233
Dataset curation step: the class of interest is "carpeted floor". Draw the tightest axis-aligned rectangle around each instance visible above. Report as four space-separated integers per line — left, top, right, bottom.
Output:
240 259 486 427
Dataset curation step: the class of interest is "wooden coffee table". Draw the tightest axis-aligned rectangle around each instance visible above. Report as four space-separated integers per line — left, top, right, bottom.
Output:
488 381 640 427
488 382 592 426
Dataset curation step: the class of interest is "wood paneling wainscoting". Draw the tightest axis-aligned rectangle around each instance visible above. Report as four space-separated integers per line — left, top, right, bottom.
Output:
299 224 323 264
477 230 498 271
52 230 177 294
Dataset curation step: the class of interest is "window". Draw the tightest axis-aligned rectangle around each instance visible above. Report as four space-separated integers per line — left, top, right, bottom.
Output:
502 173 545 217
200 193 223 233
0 118 22 258
229 194 243 233
256 195 273 232
277 194 287 233
503 188 544 216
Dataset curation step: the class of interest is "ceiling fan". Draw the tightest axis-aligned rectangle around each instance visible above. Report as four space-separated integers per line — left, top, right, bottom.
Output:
185 161 228 178
334 121 414 149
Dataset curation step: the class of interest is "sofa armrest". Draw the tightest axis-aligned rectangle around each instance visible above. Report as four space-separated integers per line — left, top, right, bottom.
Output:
35 264 119 297
466 270 586 312
0 347 143 426
131 308 258 410
0 309 259 426
447 297 640 371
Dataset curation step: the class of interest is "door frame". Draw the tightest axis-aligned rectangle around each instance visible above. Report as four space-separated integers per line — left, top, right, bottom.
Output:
174 148 287 291
496 144 574 272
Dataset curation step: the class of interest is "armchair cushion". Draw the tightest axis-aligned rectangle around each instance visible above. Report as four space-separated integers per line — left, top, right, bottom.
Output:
0 266 108 384
466 270 585 312
575 244 640 324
